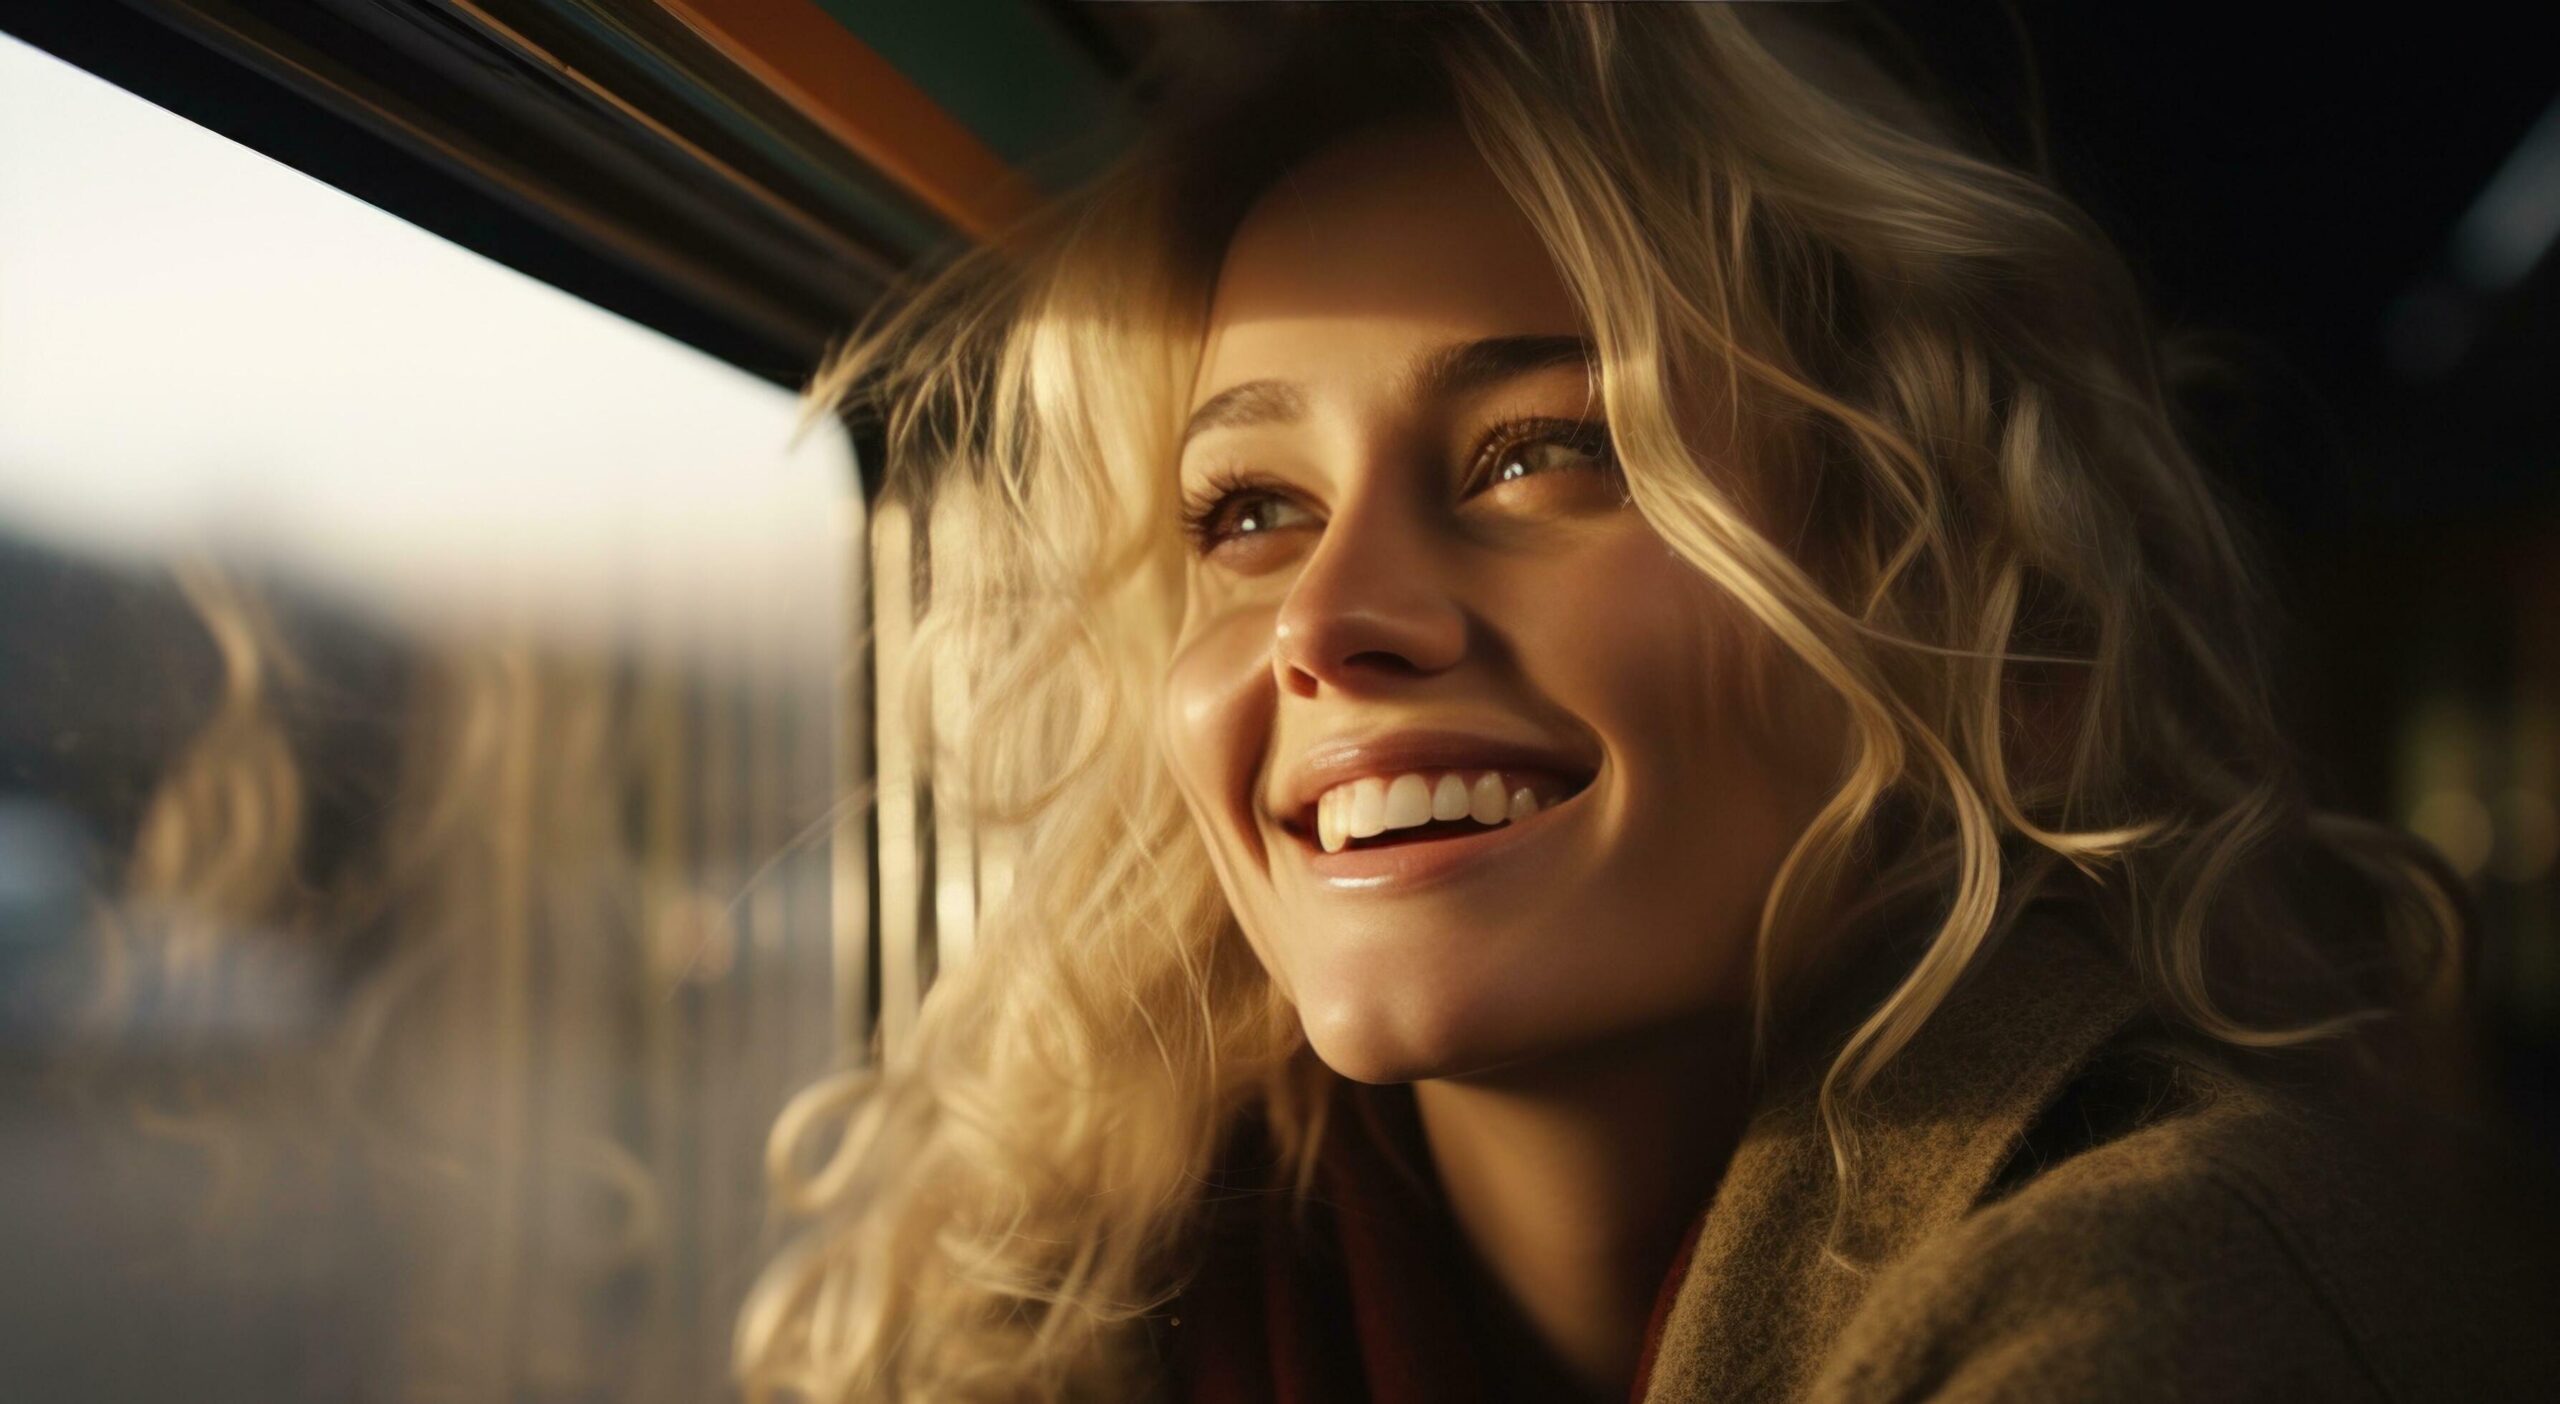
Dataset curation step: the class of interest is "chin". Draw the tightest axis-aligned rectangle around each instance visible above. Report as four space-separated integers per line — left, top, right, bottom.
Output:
1293 980 1534 1086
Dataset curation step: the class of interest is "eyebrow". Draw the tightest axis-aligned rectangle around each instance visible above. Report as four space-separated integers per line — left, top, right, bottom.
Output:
1178 333 1597 451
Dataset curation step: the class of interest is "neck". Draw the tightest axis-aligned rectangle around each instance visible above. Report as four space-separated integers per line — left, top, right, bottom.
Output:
1412 1015 1752 1404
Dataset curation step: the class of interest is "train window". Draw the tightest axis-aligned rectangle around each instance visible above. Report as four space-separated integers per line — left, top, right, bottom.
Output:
0 28 862 1400
5 4 2554 1403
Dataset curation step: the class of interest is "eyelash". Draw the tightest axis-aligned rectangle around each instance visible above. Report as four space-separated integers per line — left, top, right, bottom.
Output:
1176 415 1620 557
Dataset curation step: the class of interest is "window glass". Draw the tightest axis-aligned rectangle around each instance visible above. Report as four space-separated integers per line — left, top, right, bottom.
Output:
0 33 856 1402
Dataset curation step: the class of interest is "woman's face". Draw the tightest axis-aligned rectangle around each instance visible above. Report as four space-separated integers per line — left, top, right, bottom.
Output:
1158 122 1841 1084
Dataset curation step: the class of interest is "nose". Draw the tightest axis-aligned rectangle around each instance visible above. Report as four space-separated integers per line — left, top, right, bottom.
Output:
1271 494 1468 698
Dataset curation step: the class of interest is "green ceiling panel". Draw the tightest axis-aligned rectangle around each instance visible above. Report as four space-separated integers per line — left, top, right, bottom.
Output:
810 0 1133 192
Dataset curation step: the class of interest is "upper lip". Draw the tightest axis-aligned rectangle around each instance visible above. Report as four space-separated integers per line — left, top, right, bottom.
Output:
1265 727 1601 833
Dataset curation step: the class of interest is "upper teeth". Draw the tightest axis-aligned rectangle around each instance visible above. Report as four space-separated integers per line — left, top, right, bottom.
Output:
1314 771 1549 854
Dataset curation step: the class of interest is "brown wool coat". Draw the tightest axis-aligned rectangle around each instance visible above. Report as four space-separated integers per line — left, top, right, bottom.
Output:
1636 926 2560 1403
1156 922 2559 1403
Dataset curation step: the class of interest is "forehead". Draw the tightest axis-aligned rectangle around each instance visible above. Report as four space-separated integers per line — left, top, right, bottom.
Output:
1193 121 1586 400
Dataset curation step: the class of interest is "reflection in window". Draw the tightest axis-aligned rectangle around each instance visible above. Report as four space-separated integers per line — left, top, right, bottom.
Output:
0 32 860 1402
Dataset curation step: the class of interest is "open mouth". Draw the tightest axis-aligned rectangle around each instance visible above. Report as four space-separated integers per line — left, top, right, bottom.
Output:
1279 768 1594 855
1337 815 1517 850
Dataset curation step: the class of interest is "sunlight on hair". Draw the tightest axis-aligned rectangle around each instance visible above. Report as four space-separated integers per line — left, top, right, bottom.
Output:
733 8 2474 1401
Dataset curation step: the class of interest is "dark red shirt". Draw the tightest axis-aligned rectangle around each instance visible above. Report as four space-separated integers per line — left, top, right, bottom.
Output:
1162 1081 1705 1404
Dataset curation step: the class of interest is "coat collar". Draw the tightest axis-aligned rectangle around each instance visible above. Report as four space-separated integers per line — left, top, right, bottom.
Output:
1636 921 2149 1403
1162 921 2151 1404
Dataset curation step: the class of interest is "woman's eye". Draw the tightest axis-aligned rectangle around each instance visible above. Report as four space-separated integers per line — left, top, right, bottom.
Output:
1182 486 1318 559
1489 439 1590 484
1227 495 1314 536
1478 422 1618 491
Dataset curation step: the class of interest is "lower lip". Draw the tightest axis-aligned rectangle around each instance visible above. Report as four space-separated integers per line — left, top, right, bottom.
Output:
1285 786 1588 892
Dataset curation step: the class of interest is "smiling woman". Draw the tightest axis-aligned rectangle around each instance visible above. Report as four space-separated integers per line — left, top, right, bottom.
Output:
1150 123 1849 1398
1158 122 1839 1124
739 7 2552 1403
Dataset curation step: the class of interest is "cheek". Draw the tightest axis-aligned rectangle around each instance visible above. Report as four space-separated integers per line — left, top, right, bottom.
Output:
1524 529 1740 751
1162 594 1304 1000
1158 594 1280 862
1527 529 1828 979
1562 525 1833 774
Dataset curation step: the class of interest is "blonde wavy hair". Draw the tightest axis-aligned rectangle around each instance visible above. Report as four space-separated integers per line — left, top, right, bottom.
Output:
738 6 2472 1400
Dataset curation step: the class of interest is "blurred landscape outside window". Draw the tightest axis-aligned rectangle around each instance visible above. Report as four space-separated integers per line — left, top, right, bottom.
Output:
0 31 860 1402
